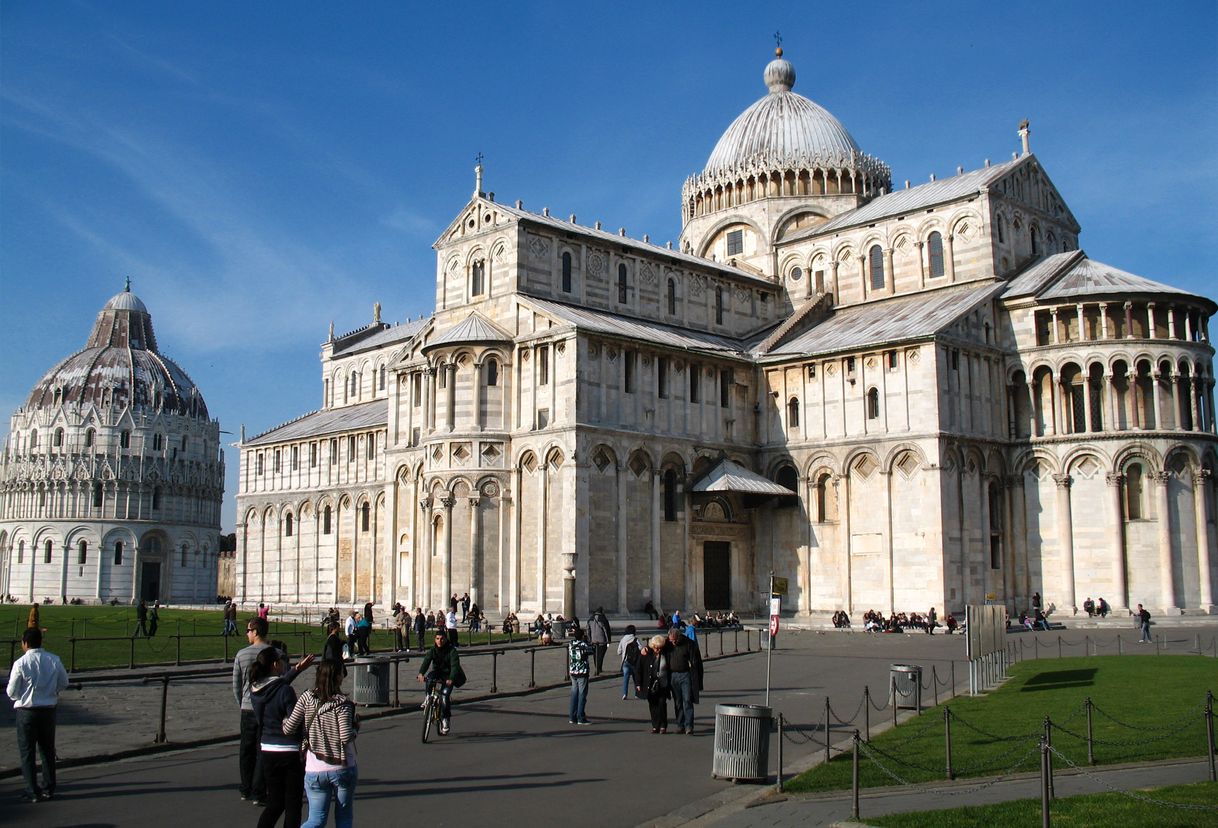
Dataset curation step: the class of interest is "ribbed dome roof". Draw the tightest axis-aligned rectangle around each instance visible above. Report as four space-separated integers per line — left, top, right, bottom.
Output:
702 50 881 180
24 285 208 418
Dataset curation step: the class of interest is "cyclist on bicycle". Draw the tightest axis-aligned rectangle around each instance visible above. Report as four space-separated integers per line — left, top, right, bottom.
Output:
417 631 463 735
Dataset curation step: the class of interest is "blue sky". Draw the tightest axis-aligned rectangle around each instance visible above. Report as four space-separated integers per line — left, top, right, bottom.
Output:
2 1 1216 532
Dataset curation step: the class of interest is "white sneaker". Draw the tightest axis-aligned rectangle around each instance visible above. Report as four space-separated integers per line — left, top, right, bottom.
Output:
439 719 450 735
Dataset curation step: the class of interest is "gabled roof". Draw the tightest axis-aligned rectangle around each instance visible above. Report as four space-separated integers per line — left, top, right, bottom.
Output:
440 196 770 286
332 318 429 357
762 282 1002 358
425 311 513 351
1002 252 1215 310
692 458 795 496
246 399 386 447
521 297 749 357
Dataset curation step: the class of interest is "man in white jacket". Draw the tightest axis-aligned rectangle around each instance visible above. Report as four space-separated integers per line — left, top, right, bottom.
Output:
7 627 69 803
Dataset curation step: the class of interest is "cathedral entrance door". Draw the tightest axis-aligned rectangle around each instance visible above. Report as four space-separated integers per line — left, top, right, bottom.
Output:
140 562 161 603
703 542 731 609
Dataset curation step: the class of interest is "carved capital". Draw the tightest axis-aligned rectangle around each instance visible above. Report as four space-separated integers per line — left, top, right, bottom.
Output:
1106 473 1125 487
1151 471 1171 485
1193 469 1212 487
468 496 481 508
1053 473 1073 489
440 496 456 509
419 497 433 511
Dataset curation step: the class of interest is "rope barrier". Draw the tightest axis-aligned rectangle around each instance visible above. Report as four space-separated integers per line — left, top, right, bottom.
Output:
1047 744 1218 812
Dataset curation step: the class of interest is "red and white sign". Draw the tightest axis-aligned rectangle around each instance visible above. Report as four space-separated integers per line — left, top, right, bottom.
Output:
769 615 779 637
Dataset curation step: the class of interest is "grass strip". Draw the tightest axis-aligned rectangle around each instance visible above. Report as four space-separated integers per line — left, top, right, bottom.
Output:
785 656 1215 793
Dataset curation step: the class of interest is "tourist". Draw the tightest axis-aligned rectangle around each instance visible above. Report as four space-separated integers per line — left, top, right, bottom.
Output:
258 602 270 621
417 630 465 735
147 600 160 638
234 616 274 804
1136 603 1152 643
27 601 43 631
926 607 938 635
251 647 315 828
588 608 611 675
133 600 149 638
636 634 671 733
460 592 471 623
7 627 69 803
354 612 372 656
566 628 595 725
445 607 459 647
284 660 359 828
413 608 427 651
665 625 703 734
1097 597 1110 618
322 620 346 675
392 603 407 652
643 600 659 620
617 624 641 700
1083 597 1095 617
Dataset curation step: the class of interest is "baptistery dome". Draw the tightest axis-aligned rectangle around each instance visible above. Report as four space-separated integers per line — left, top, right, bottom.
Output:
25 284 208 418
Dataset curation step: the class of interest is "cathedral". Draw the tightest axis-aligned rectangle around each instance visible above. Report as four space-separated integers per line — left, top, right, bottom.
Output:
235 49 1216 619
0 285 226 604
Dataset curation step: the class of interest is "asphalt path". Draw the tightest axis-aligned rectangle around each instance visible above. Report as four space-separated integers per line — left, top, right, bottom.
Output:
2 623 1212 827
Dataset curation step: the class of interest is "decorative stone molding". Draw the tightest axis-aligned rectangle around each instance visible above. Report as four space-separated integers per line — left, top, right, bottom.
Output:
1053 473 1073 489
440 496 456 510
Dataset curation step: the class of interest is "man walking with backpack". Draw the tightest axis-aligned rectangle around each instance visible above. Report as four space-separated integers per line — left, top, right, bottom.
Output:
616 624 641 700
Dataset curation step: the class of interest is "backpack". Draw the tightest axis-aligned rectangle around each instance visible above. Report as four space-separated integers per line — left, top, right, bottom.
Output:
624 639 641 667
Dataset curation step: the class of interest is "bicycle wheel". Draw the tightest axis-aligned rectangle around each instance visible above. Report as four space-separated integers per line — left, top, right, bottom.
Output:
421 693 434 743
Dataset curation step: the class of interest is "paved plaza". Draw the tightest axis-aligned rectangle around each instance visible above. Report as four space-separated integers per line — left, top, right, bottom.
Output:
2 620 1214 826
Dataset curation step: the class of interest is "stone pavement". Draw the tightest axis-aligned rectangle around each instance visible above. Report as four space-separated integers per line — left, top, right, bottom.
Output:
0 621 1213 826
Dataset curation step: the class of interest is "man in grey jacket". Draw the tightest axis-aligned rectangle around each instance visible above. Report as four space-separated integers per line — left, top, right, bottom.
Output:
588 608 612 675
233 615 272 804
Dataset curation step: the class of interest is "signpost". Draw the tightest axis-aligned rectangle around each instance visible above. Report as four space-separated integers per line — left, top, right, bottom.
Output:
766 573 782 706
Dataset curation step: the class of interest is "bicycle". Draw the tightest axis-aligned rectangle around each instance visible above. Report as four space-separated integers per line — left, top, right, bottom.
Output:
421 679 446 743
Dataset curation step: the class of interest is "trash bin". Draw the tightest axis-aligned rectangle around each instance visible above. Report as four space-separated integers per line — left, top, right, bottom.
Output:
352 656 391 705
890 664 922 710
550 620 566 641
712 704 772 782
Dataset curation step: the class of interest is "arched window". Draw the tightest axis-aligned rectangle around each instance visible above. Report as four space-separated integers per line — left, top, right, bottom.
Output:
663 469 678 522
561 252 572 293
815 472 836 522
30 429 38 448
53 428 64 448
928 232 945 278
323 505 332 535
151 487 162 511
787 397 800 427
869 245 885 290
997 216 1006 244
44 540 53 564
715 287 724 325
667 279 677 315
379 366 386 391
181 435 188 452
617 264 628 304
120 430 130 449
1031 226 1040 256
1125 464 1145 519
285 513 294 537
471 259 485 296
17 540 24 564
152 433 162 451
93 485 103 509
181 544 188 567
114 541 123 566
867 388 880 419
775 465 799 492
78 540 88 564
485 359 499 387
85 428 95 448
361 502 371 532
256 453 264 475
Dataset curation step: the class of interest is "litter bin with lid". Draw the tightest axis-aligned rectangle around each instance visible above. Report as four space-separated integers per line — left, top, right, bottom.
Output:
890 663 922 710
352 655 391 705
712 704 772 782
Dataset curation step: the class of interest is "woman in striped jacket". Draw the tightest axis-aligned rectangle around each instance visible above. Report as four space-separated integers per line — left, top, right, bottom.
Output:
283 660 359 828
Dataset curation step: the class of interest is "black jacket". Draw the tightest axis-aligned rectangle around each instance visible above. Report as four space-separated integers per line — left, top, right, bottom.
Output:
251 666 306 750
322 634 347 675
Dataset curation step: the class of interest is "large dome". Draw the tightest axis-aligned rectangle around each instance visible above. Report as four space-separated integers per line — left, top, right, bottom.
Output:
699 49 888 184
24 284 208 418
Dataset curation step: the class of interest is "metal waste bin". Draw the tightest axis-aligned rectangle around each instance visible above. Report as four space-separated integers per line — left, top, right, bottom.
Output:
712 704 772 782
352 656 391 705
550 620 566 641
890 663 922 710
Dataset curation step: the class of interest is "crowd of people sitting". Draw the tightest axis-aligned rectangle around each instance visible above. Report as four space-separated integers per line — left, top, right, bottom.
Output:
832 608 956 634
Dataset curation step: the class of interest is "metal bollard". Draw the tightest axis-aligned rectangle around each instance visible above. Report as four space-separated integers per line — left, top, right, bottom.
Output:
70 638 77 673
155 676 170 744
1206 691 1216 783
528 648 537 688
1085 697 1095 765
1035 637 1039 660
776 712 784 792
175 634 182 666
951 662 956 697
1040 738 1051 827
1058 636 1062 659
129 636 136 669
863 685 870 741
825 696 832 765
932 667 939 707
1085 635 1090 657
851 730 861 821
490 651 499 694
1044 715 1054 798
1117 634 1122 656
944 706 954 779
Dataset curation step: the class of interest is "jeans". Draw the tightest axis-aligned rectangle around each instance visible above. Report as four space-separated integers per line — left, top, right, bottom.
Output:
15 707 56 798
569 676 589 722
424 672 454 719
670 671 694 730
621 662 636 698
239 709 265 799
259 750 304 828
1140 621 1151 641
592 643 607 674
302 766 357 828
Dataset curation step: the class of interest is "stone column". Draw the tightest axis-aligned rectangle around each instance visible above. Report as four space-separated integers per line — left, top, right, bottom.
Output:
1106 473 1128 611
509 467 522 611
1168 305 1177 339
440 496 455 606
651 469 662 611
468 496 481 607
1103 373 1115 433
1151 369 1163 430
616 462 628 613
944 234 956 282
883 248 895 295
1076 303 1085 341
537 461 548 612
1154 471 1176 612
1129 370 1141 429
425 367 435 432
446 364 457 432
419 498 433 609
1193 470 1214 611
1189 376 1200 431
472 362 483 431
562 551 576 621
1054 474 1077 613
1026 381 1039 437
915 241 926 289
1123 301 1134 338
1081 374 1093 432
838 474 852 613
1100 302 1110 339
1050 309 1060 345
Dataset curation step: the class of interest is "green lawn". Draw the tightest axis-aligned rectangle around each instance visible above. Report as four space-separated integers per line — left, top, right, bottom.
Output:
1 604 526 671
867 782 1218 827
786 656 1216 793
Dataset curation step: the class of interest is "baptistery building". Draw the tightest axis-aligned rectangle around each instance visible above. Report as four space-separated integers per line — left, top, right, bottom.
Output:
236 49 1216 619
0 285 225 604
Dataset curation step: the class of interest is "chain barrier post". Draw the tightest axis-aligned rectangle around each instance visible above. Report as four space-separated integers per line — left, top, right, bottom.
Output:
1085 635 1090 657
224 632 230 663
175 633 182 666
951 662 956 698
528 648 536 688
1117 634 1122 656
155 675 169 744
1040 737 1051 827
863 685 870 741
932 667 939 707
392 657 400 708
1034 637 1039 660
825 696 832 765
129 636 135 670
944 706 954 780
1085 697 1095 765
491 650 499 694
1196 633 1202 655
1206 690 1216 783
1058 635 1062 659
891 676 898 730
1155 634 1161 656
776 712 784 793
1044 715 1054 798
851 730 861 821
70 637 77 673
